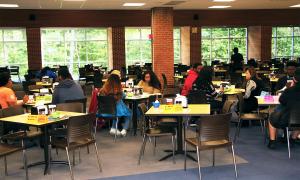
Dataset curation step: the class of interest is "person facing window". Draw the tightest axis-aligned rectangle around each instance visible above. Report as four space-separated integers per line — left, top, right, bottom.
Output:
230 47 244 72
138 70 161 94
52 68 85 104
38 66 57 81
191 66 223 109
0 72 28 109
99 74 132 136
181 63 203 96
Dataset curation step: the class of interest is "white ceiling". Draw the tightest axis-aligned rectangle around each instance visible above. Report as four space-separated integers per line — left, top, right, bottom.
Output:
0 0 300 10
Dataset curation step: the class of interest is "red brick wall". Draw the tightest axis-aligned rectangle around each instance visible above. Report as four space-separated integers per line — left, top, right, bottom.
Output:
111 27 126 70
248 26 272 62
190 27 201 65
151 7 174 86
26 28 42 70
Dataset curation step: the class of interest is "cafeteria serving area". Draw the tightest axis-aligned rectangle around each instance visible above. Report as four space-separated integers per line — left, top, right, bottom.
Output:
1 0 300 180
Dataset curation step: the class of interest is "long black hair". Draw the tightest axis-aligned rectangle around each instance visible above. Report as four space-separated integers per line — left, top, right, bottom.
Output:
194 66 213 88
142 70 161 90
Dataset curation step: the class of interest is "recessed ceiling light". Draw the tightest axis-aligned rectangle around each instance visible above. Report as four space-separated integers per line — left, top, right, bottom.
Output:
0 4 19 8
208 5 231 8
290 4 300 8
213 0 235 2
123 3 145 7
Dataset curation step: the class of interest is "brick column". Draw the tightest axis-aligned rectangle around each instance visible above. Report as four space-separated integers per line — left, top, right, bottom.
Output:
151 7 174 85
108 27 126 70
248 26 272 62
26 28 42 70
190 27 202 65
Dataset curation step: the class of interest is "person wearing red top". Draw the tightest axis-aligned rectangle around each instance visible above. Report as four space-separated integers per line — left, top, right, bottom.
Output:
181 63 203 96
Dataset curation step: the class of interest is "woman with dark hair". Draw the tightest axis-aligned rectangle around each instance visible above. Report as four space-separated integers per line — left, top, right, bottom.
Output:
191 66 222 109
243 67 264 113
138 70 161 94
99 74 132 136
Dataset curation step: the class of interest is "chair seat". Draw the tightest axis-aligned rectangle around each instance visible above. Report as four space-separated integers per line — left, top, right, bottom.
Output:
1 130 42 141
145 127 176 136
240 113 265 120
0 144 22 157
185 138 231 150
51 128 67 137
52 137 95 150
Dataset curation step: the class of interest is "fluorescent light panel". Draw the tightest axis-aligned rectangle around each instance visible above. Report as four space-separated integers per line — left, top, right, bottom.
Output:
290 4 300 8
0 4 19 8
123 3 145 7
213 0 235 2
208 5 231 8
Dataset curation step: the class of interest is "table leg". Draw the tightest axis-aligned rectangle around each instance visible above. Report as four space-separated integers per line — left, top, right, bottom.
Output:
43 125 49 175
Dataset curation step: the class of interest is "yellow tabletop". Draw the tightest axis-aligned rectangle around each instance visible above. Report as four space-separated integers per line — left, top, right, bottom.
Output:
174 75 184 79
36 82 52 87
224 88 245 95
214 69 227 73
255 96 280 106
0 111 85 126
145 104 210 116
270 78 279 82
212 81 230 86
125 93 161 100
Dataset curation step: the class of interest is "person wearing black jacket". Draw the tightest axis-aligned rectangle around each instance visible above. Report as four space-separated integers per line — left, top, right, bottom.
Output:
275 61 298 92
268 67 300 149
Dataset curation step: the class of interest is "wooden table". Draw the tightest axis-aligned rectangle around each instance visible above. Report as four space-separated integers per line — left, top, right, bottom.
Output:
124 93 161 135
145 104 210 160
0 111 84 175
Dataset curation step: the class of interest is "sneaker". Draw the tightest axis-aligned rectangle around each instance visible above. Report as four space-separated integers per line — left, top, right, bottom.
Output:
110 128 117 135
120 129 127 136
268 140 276 149
116 130 122 136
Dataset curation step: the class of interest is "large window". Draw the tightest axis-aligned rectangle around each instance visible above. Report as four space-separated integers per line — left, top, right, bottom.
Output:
174 28 181 64
41 28 108 77
201 27 247 65
125 28 152 66
0 28 28 76
272 27 300 59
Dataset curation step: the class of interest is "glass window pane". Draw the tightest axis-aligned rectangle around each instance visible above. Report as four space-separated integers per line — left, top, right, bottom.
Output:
86 29 107 40
272 27 276 37
141 28 151 40
201 28 211 38
125 29 140 40
174 39 180 64
211 28 228 38
211 39 229 61
272 38 276 58
294 37 300 57
276 37 292 57
202 39 211 60
173 28 180 39
3 29 26 41
276 27 293 37
230 39 246 63
294 27 300 36
230 28 246 38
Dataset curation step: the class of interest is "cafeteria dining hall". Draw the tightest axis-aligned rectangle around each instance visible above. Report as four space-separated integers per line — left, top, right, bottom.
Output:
1 0 300 179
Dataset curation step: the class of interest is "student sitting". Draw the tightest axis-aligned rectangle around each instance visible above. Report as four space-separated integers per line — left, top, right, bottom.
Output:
138 70 161 94
275 61 298 92
181 63 202 96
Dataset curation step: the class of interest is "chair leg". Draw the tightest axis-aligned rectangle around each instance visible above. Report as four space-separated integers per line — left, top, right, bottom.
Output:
153 137 157 156
184 141 187 171
22 147 29 180
94 142 103 172
171 135 176 164
79 148 81 163
212 149 215 167
72 150 75 166
234 120 242 142
231 144 238 179
196 146 202 180
56 148 59 156
87 145 90 154
286 127 291 159
259 120 264 135
4 156 8 176
65 147 74 180
114 118 119 142
138 135 147 165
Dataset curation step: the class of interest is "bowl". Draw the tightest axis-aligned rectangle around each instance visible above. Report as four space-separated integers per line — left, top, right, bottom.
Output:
152 102 160 108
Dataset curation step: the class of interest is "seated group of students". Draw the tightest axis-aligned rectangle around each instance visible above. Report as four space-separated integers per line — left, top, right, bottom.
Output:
181 61 300 149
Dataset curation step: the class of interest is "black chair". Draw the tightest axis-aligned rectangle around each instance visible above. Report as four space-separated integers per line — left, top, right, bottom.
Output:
184 113 238 180
97 95 119 141
187 90 207 104
137 103 176 165
65 98 87 113
9 66 21 82
286 104 300 159
78 67 86 82
51 114 102 180
93 70 103 88
0 66 9 73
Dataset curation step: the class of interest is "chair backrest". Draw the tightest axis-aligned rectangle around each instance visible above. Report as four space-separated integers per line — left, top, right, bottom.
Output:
289 103 300 126
67 113 94 144
9 66 19 74
162 73 168 90
15 91 26 100
28 85 43 91
222 100 234 114
65 98 87 113
236 93 245 114
187 90 207 104
97 95 117 115
93 71 103 88
79 67 86 78
197 113 232 142
1 105 25 117
56 102 84 113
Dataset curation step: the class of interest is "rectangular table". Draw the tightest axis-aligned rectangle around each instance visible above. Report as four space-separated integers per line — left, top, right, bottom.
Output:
0 111 84 175
145 104 210 160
